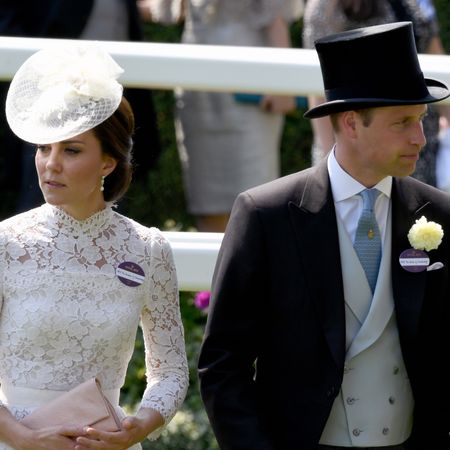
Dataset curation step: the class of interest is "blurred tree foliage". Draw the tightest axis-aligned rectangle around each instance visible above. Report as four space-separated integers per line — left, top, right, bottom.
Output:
435 0 450 51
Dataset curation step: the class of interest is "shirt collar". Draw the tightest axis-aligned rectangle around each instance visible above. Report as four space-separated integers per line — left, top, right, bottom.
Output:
327 147 392 202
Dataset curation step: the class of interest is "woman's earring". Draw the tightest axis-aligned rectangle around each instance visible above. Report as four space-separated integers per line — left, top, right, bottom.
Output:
100 176 105 192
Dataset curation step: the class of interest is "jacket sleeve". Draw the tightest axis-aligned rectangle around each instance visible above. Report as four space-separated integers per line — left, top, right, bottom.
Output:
198 192 276 450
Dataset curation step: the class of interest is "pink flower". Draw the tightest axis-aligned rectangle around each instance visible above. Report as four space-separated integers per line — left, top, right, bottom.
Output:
194 291 210 310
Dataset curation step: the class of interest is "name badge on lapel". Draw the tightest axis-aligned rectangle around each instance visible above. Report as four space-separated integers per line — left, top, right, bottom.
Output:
399 248 429 273
400 216 444 273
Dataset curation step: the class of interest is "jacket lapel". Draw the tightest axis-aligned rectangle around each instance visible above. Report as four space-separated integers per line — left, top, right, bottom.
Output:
391 178 428 341
286 173 431 371
288 161 346 372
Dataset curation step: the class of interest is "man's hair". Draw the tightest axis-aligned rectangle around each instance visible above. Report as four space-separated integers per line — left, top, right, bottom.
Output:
330 108 374 132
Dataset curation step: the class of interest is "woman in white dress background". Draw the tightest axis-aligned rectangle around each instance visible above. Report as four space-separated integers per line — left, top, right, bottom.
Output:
0 45 188 449
139 0 304 232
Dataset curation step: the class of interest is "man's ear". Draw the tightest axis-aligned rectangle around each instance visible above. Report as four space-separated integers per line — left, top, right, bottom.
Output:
341 111 358 138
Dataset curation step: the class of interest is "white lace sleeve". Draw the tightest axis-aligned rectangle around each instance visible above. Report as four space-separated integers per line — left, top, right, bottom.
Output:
139 229 189 440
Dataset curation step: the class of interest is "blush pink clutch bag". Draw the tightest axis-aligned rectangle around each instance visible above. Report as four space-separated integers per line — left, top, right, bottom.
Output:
21 378 122 431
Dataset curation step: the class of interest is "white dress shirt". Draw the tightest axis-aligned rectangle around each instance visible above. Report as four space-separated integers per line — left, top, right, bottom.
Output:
327 148 392 247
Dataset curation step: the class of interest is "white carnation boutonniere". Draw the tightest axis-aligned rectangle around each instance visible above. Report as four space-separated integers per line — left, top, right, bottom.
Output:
407 216 444 251
400 216 444 273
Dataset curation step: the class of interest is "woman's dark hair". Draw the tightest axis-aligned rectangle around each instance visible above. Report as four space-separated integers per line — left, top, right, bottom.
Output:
92 96 134 202
338 0 385 21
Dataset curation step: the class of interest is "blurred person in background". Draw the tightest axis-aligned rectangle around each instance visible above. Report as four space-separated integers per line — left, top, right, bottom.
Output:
139 0 304 232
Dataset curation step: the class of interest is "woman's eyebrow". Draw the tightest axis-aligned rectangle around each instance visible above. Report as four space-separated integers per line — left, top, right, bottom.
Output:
60 139 85 145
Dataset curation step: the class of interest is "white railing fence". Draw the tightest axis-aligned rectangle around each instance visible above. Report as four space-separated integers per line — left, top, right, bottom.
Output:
2 36 450 290
163 232 223 292
3 36 450 98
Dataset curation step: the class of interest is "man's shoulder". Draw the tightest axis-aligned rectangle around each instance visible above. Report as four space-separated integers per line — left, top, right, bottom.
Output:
395 176 450 215
242 166 318 204
397 176 450 201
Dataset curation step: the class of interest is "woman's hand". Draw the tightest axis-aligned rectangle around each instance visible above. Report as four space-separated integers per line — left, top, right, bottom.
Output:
74 409 164 450
73 418 150 450
12 425 84 450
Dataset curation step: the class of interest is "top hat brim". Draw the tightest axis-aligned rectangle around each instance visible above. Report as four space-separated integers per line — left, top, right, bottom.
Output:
304 77 450 119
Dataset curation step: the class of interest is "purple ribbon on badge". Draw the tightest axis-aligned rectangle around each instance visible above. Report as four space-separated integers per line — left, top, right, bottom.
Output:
116 261 145 287
399 248 430 273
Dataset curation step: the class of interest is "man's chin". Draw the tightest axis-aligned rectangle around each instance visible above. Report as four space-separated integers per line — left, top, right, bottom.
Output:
394 163 418 178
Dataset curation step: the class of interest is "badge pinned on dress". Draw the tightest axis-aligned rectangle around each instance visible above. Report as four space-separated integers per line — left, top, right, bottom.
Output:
116 261 145 287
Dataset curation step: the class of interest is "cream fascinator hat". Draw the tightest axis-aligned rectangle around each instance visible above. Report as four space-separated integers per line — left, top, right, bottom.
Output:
6 44 123 144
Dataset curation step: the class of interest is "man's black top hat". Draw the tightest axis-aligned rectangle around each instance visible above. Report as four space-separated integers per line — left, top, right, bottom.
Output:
304 22 450 119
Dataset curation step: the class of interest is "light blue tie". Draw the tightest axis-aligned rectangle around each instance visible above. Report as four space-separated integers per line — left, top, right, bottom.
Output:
354 189 382 293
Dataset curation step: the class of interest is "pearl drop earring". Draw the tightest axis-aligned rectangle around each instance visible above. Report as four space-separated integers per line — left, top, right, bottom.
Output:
100 176 105 192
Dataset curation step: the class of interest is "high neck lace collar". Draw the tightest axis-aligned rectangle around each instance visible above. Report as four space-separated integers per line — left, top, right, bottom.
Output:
43 203 114 236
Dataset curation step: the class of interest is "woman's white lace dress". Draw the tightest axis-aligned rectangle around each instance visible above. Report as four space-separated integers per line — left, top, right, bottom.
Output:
0 204 189 449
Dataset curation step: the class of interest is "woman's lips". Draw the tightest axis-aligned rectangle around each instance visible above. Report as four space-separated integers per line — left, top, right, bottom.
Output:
45 180 65 187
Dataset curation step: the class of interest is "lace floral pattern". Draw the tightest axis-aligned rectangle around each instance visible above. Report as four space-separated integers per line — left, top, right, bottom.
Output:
0 204 188 435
